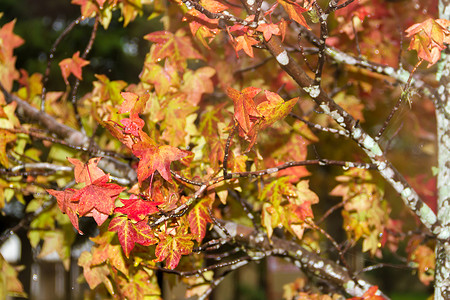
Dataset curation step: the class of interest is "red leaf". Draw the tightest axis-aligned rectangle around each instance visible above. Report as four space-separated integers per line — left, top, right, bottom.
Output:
58 51 89 84
132 142 190 184
114 195 163 221
226 86 261 134
120 113 145 137
72 174 125 218
154 231 194 269
47 188 82 234
188 198 212 243
68 157 105 184
134 219 159 246
108 215 158 257
108 214 138 257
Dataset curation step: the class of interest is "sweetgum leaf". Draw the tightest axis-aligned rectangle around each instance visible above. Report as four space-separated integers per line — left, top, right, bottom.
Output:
108 215 158 258
234 34 259 58
0 129 16 167
188 198 213 243
71 174 125 217
68 157 106 184
78 251 112 291
277 0 310 29
132 142 190 183
115 195 162 221
58 51 89 84
144 29 203 70
257 91 297 130
47 188 82 234
181 67 216 105
154 231 194 269
227 86 261 134
108 214 139 257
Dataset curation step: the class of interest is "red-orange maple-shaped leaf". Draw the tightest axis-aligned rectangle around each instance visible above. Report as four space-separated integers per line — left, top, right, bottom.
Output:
406 18 450 67
71 0 99 19
154 231 194 269
132 142 190 184
114 195 162 221
47 188 82 234
257 90 298 130
234 34 259 57
227 86 261 134
277 0 310 29
188 198 213 243
134 219 159 246
68 157 106 184
256 23 281 41
120 113 145 137
108 214 138 257
108 215 158 257
59 51 90 84
72 174 125 217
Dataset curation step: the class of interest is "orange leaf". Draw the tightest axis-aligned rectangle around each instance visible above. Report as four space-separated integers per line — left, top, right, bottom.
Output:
226 86 261 134
0 129 16 167
234 34 259 58
58 51 90 84
277 0 310 29
68 157 106 184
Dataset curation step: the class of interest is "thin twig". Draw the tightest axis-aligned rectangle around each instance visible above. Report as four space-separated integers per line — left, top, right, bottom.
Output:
41 16 83 111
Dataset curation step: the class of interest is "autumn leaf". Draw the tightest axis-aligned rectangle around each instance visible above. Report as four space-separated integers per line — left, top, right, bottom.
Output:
199 0 228 13
234 34 259 58
144 29 203 70
46 188 82 234
114 194 162 221
181 67 216 105
188 198 213 243
78 251 113 291
257 90 298 130
59 51 90 84
71 0 99 19
68 157 105 184
227 86 261 134
120 113 145 137
108 214 139 257
154 231 194 269
118 92 139 114
406 18 450 67
0 129 16 167
256 23 281 41
71 174 125 218
132 141 190 184
108 214 158 257
277 0 310 29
